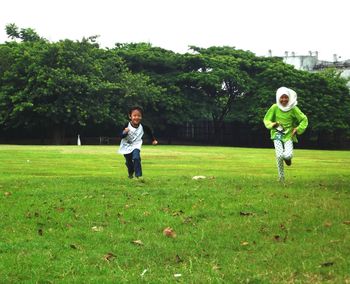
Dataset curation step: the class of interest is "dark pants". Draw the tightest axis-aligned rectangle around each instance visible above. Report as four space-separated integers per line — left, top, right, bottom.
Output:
124 149 142 177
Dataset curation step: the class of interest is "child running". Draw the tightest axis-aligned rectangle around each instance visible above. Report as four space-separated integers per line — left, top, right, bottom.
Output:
263 87 308 182
119 106 158 179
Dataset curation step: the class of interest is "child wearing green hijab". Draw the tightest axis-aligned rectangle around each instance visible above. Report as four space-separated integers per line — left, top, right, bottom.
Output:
263 87 308 182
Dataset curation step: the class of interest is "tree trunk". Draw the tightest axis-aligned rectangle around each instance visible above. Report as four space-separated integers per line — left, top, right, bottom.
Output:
52 124 66 145
212 118 224 144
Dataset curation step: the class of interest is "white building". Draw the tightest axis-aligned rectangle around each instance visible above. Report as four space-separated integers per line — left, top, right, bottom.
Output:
281 51 350 88
283 51 319 71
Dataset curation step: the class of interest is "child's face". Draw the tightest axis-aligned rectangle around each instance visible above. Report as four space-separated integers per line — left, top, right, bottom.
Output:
129 109 142 125
279 94 289 107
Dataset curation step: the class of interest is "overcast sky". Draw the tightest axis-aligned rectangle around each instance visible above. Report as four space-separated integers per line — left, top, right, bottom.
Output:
1 0 349 61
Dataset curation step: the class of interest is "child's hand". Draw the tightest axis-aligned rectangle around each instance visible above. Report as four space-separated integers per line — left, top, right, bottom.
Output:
123 128 129 134
272 122 279 128
152 140 158 145
292 128 298 136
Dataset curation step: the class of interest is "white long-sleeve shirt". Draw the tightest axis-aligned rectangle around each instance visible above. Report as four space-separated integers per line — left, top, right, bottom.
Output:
118 122 155 154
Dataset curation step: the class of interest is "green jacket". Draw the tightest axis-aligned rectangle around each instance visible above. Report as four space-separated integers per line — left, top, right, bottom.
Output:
263 104 308 143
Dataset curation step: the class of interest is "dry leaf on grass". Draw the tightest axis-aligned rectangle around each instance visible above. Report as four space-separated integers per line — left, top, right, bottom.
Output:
131 240 144 246
172 210 184 216
182 217 195 225
103 252 116 262
175 254 183 263
163 227 176 238
91 226 103 232
343 220 350 225
273 235 281 242
162 206 171 213
4 192 12 196
241 241 249 246
240 211 254 216
321 261 334 267
55 207 65 212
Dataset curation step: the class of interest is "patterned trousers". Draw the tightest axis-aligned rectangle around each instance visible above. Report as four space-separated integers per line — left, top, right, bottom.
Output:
273 140 293 181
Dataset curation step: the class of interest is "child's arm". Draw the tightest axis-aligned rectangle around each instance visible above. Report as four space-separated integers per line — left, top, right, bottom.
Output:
142 125 158 145
120 123 129 138
293 107 308 135
263 104 278 129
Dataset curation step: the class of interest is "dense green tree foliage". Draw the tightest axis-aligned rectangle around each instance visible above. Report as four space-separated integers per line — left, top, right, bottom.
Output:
1 24 349 147
0 25 161 143
114 43 205 127
180 46 256 137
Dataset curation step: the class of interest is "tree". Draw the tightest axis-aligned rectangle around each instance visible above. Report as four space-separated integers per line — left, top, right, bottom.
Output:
0 29 162 144
5 23 42 42
180 46 255 140
114 43 205 133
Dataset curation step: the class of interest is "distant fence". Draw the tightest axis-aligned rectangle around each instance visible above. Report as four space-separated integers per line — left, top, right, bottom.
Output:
1 121 349 149
174 121 270 147
0 136 120 146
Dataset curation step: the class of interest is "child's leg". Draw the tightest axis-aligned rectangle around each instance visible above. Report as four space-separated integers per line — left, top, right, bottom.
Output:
124 153 134 177
132 149 142 177
273 140 285 181
283 140 294 161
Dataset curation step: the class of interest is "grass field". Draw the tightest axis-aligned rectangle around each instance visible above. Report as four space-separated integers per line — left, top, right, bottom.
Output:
0 145 349 283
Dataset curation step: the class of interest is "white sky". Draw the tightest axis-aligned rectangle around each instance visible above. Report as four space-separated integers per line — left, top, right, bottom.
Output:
1 0 349 61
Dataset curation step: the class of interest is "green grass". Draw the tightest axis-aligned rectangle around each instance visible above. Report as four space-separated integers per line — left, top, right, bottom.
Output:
0 145 349 283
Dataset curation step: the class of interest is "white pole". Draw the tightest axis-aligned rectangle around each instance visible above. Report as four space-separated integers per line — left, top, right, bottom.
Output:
77 134 81 146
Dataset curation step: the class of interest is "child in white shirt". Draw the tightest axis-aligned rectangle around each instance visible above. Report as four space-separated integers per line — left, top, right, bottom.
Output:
119 106 158 178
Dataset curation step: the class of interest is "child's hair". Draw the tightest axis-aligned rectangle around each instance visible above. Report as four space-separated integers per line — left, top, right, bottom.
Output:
128 106 144 116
